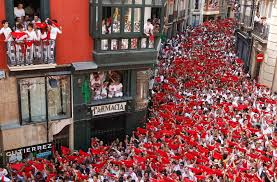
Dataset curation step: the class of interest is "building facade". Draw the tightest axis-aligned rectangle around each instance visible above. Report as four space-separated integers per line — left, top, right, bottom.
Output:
0 0 164 164
163 0 189 38
236 0 277 91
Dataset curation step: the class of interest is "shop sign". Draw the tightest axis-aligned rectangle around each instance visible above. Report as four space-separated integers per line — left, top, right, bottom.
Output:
36 151 52 158
91 102 127 116
256 53 264 63
0 70 5 79
5 143 52 157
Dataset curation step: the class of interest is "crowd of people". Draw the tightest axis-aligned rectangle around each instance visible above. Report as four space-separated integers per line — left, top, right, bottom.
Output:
1 18 277 181
0 2 62 65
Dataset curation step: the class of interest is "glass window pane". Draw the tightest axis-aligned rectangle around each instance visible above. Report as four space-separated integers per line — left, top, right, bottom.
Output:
141 38 147 48
48 76 71 121
102 7 112 34
149 38 154 48
112 8 121 33
20 78 46 123
90 71 124 100
131 38 138 49
145 0 152 4
124 8 132 32
135 0 142 4
125 0 132 4
154 0 162 5
121 39 129 49
101 39 109 50
111 39 119 50
134 8 141 32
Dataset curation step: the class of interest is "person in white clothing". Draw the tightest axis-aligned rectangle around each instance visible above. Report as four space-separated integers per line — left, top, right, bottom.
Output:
47 19 62 62
144 19 153 36
0 20 16 65
25 23 38 64
14 3 25 18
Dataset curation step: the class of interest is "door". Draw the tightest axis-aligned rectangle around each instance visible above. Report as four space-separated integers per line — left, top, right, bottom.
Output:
91 114 126 145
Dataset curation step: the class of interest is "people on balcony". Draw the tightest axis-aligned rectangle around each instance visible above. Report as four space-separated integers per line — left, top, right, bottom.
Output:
0 15 62 66
14 2 25 18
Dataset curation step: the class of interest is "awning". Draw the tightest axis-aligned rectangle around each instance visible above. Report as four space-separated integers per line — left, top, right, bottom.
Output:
72 62 98 71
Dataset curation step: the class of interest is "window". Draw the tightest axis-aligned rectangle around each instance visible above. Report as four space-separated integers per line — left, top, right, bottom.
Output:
47 76 71 121
124 8 132 32
19 75 71 124
112 8 121 33
90 71 124 101
20 77 46 123
134 8 141 32
90 0 165 51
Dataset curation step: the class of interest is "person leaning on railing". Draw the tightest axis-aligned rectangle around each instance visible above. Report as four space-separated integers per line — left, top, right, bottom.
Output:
0 20 14 65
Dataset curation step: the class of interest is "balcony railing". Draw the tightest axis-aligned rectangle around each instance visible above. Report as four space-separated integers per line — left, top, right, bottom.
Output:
253 22 269 40
6 40 56 67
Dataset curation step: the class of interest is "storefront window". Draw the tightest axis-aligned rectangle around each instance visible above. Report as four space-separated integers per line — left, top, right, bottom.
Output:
135 70 150 110
47 76 71 121
134 8 141 32
19 75 71 124
90 71 124 100
112 8 121 33
20 77 46 123
124 8 132 32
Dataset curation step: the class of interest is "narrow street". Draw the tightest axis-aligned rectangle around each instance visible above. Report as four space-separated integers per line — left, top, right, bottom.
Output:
7 19 277 181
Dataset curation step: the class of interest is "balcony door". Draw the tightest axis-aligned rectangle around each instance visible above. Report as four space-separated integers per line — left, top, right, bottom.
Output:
5 0 50 27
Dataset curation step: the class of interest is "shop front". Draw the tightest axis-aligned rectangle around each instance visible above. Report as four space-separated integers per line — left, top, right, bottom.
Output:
72 66 151 151
4 142 52 164
236 31 253 73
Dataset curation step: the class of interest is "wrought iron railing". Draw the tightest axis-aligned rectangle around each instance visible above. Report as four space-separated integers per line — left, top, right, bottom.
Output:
252 22 269 40
6 40 56 67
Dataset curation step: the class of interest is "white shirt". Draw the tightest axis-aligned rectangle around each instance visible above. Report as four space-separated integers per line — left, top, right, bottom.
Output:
50 27 62 40
0 27 13 41
25 30 38 41
144 23 154 35
14 7 25 18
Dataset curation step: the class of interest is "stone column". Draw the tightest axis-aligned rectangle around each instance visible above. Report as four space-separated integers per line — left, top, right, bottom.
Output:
259 5 277 92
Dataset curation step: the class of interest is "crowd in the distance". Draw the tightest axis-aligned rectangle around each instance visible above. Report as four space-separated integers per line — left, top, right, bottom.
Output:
0 2 62 65
1 18 276 182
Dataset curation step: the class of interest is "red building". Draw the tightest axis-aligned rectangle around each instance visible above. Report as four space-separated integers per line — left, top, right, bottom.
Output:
0 0 165 164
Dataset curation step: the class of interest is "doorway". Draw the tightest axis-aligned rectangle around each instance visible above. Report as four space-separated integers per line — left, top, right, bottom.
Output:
91 114 126 145
53 125 70 151
5 0 50 26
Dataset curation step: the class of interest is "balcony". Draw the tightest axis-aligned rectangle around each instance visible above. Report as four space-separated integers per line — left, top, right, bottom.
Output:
252 22 269 43
6 40 56 71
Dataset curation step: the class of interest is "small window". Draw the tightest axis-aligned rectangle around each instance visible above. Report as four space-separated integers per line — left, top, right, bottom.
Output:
145 0 152 5
90 71 124 100
141 38 147 48
112 8 121 33
135 0 142 4
124 8 132 32
121 39 129 49
111 39 119 50
131 38 138 49
134 8 141 32
102 7 112 34
101 39 109 50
